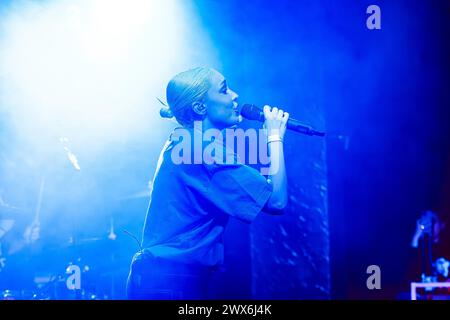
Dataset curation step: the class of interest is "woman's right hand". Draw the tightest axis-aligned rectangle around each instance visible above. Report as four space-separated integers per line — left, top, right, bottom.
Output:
263 105 289 140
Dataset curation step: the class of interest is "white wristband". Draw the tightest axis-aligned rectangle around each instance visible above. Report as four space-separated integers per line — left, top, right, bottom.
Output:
267 134 283 144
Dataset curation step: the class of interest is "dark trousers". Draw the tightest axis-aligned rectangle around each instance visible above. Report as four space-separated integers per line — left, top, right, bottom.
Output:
126 251 214 300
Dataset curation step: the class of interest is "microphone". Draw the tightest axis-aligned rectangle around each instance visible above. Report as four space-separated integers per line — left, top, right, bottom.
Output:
240 104 325 137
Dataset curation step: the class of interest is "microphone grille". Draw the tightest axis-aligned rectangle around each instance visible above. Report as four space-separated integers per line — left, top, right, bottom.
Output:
240 104 264 121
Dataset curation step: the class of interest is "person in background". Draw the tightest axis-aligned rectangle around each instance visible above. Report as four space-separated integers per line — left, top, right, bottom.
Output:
410 210 448 282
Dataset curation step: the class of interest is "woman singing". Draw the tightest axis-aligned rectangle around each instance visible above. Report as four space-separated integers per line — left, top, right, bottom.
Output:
127 67 289 299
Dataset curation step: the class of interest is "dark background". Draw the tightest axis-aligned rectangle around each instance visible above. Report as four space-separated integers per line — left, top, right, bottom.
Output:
193 0 450 299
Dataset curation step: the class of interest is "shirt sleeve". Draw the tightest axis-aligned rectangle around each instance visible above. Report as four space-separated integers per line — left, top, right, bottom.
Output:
206 164 273 223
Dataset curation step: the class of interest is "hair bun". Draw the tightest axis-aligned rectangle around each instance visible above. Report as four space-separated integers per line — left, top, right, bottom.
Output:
160 107 174 119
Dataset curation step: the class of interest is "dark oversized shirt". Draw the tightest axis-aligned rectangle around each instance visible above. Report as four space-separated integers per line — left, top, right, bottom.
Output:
141 127 272 266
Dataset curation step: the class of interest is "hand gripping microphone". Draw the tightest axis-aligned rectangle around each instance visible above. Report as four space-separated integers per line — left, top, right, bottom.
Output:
240 104 325 137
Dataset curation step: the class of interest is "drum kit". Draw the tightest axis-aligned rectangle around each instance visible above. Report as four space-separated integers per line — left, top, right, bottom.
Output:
0 139 150 300
0 188 148 300
0 138 151 299
0 225 126 300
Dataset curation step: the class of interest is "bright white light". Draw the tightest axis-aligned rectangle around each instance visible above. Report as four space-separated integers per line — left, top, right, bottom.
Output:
81 0 164 62
0 0 217 157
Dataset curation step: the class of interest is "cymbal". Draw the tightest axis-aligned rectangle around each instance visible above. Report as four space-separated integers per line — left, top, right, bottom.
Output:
119 189 151 200
67 237 104 245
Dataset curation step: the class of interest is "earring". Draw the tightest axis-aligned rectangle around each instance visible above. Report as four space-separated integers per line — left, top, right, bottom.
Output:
193 102 206 115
